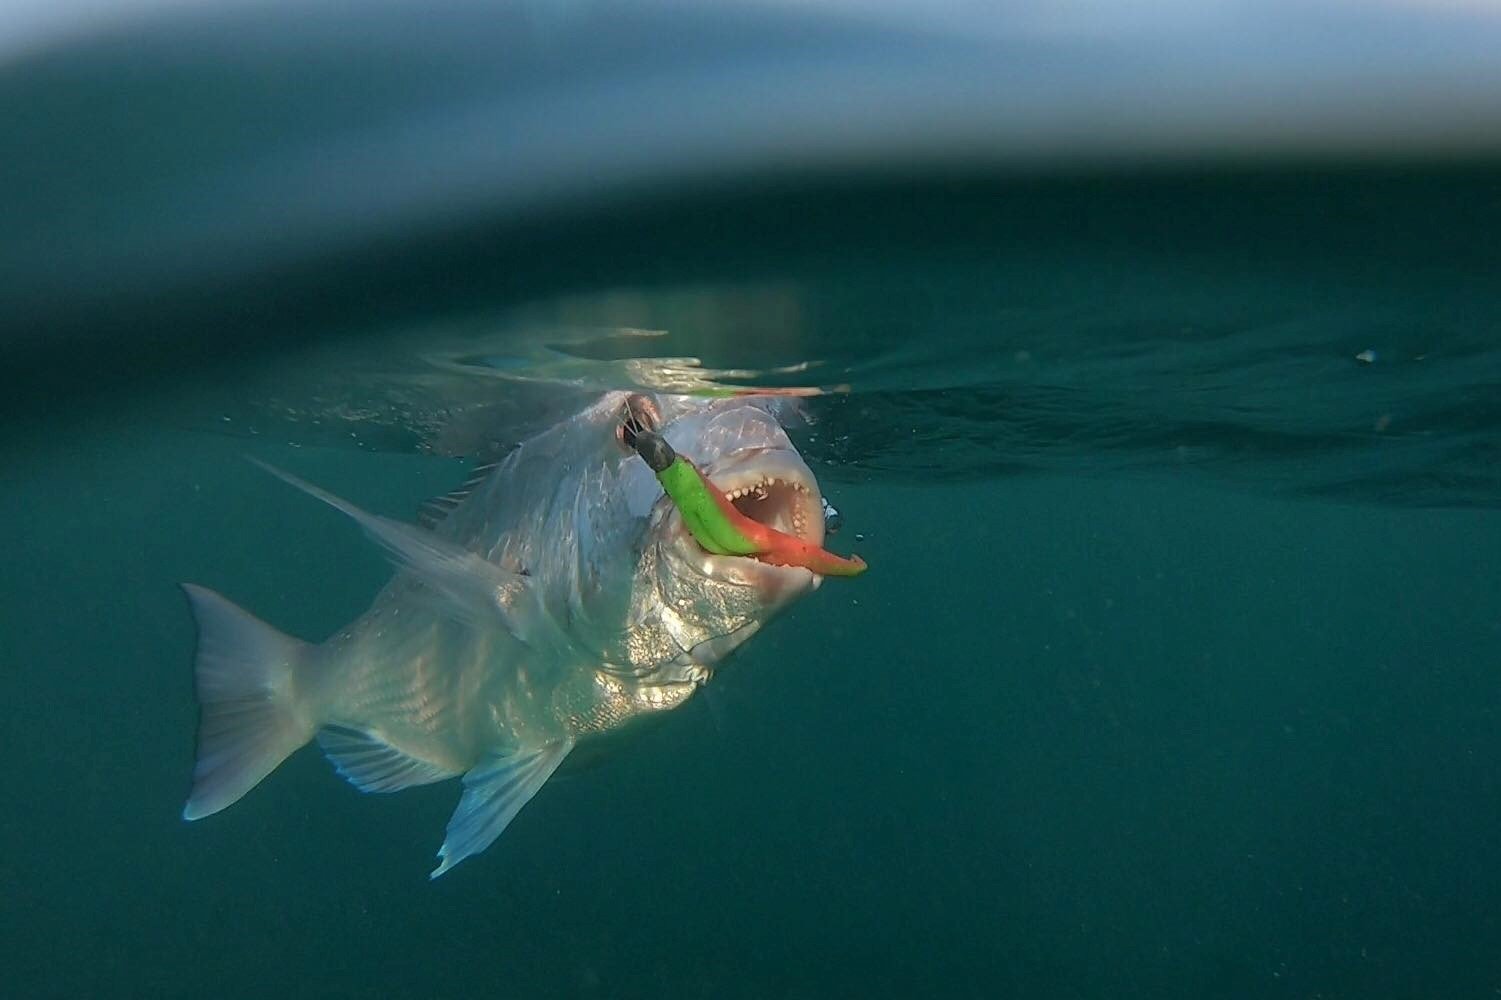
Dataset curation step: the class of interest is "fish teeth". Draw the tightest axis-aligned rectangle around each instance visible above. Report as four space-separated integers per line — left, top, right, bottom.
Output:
720 476 817 537
725 479 774 501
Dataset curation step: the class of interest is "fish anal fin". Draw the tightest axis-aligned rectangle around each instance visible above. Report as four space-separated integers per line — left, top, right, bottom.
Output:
430 738 574 878
317 725 459 794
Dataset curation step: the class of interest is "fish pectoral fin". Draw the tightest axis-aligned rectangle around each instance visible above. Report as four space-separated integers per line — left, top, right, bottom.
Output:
252 459 568 651
430 738 574 879
317 725 460 794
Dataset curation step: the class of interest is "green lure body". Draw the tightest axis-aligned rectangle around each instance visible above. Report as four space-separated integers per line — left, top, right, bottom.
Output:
632 426 866 576
655 458 758 556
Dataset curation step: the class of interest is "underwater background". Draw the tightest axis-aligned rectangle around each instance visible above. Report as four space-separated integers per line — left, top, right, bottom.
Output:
6 422 1501 997
4 1 1501 997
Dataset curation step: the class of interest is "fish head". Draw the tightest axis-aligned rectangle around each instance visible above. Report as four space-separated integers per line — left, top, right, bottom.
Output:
621 393 826 674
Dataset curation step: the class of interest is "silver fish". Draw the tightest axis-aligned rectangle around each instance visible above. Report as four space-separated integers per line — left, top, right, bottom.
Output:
181 391 829 876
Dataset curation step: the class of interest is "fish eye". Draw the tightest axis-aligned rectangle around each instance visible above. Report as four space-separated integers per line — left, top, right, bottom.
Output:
617 393 661 451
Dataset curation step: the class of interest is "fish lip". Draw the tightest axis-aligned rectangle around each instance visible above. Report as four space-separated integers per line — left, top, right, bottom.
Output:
665 448 827 585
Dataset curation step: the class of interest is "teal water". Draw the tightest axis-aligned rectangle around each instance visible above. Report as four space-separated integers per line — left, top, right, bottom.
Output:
5 406 1501 996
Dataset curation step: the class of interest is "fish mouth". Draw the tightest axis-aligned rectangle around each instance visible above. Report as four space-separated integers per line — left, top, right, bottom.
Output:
719 472 821 545
668 450 826 583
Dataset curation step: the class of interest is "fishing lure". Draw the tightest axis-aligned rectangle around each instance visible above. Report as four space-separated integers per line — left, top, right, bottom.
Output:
632 430 867 576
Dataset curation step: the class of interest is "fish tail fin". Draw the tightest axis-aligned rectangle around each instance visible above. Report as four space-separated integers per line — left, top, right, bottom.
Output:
180 583 318 821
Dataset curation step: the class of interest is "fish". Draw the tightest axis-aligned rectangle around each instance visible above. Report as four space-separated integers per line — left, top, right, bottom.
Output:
181 391 848 877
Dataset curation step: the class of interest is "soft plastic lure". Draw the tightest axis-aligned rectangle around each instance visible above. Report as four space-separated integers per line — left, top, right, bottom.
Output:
632 430 867 576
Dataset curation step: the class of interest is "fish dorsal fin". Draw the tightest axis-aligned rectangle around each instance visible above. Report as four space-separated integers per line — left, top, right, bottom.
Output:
317 725 459 793
431 739 574 878
417 462 498 530
251 459 574 656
